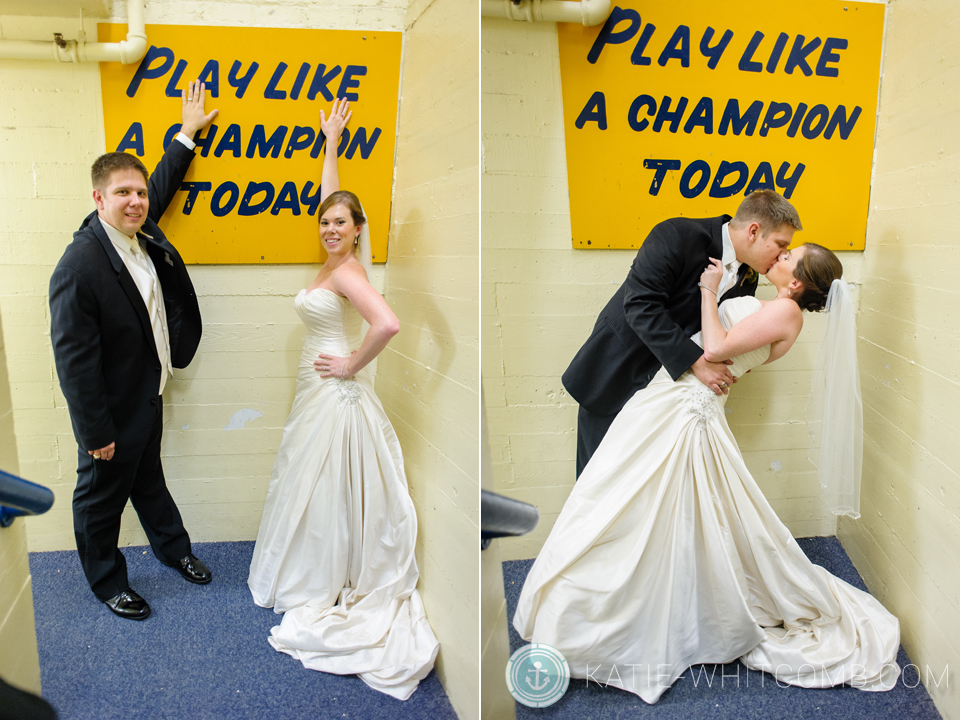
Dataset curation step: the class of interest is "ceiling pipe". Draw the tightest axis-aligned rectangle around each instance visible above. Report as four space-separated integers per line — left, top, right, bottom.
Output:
481 0 612 26
0 0 147 64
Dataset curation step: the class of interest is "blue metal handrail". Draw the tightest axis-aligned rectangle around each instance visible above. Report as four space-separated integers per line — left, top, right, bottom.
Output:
0 469 54 528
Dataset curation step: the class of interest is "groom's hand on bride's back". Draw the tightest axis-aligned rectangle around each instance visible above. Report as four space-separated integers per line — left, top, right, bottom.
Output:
691 356 736 396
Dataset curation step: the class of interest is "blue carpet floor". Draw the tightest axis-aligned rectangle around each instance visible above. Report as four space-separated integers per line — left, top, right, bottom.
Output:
29 541 456 720
503 537 943 719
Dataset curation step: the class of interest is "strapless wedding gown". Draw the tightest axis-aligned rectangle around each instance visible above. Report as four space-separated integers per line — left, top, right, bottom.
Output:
513 296 900 704
248 287 439 700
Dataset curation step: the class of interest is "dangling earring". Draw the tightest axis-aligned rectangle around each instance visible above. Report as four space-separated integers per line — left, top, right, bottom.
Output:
787 288 792 296
354 235 359 246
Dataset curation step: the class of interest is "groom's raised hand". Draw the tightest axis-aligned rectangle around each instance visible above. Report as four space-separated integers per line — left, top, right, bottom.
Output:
180 80 219 139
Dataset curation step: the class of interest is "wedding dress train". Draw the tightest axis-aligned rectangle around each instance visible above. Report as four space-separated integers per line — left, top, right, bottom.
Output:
513 296 900 704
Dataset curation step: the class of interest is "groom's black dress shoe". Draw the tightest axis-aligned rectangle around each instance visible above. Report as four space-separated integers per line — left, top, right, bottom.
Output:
161 553 212 584
103 590 151 620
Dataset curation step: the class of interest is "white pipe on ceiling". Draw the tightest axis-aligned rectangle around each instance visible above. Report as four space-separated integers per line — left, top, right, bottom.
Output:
0 0 147 64
481 0 612 26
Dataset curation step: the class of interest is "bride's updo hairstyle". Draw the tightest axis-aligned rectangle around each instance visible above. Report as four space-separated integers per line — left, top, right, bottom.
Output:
318 190 367 252
792 243 843 312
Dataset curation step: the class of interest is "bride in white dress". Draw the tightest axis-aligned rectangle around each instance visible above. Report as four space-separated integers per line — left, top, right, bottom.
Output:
248 99 439 700
513 243 901 704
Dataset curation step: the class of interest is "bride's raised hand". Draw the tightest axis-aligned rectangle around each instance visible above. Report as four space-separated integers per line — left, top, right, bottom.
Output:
699 257 723 295
319 97 352 141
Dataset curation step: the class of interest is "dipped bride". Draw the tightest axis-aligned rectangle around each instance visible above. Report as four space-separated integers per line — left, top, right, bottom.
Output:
248 99 438 700
513 242 900 703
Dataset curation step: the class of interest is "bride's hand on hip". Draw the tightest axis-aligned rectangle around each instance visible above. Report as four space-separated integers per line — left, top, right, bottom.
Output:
315 351 356 379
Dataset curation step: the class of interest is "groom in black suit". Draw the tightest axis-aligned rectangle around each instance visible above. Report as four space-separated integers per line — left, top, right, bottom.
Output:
562 190 803 477
49 82 218 620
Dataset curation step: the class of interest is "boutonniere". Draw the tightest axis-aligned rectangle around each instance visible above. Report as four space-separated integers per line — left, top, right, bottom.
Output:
741 268 758 286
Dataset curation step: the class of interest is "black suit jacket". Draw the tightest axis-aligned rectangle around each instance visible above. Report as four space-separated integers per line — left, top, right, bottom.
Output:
50 140 202 454
562 215 758 416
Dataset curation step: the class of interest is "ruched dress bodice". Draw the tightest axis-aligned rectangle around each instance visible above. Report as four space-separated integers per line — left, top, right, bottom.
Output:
295 288 363 360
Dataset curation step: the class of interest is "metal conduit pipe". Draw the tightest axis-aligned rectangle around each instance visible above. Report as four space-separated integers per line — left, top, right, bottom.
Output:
480 0 611 26
0 0 147 64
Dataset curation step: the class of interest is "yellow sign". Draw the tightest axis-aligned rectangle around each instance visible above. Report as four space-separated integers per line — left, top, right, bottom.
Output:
98 24 401 264
557 0 884 251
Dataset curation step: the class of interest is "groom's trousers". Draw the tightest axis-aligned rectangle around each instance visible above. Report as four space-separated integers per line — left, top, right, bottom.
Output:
72 397 191 601
576 405 618 479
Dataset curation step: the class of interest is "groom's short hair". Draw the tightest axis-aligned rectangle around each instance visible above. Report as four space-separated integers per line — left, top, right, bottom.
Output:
91 152 149 190
731 190 802 234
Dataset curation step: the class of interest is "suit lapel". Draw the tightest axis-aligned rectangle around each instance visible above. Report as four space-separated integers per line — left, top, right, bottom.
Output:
93 216 157 356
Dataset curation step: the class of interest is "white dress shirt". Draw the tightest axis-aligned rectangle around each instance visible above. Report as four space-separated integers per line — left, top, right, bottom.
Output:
719 223 741 298
97 132 194 395
101 220 172 395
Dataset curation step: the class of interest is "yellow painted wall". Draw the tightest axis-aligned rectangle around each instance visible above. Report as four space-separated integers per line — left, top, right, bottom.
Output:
837 1 960 717
0 309 43 695
372 2 479 717
481 17 863 561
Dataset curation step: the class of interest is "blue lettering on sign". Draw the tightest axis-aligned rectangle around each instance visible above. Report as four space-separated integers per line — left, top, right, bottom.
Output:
642 159 805 198
583 10 848 76
264 62 290 99
271 181 301 215
346 127 381 160
738 31 765 73
178 182 212 214
679 160 710 198
191 125 219 157
642 159 681 195
290 63 311 100
285 126 316 158
817 38 847 77
683 97 713 134
785 35 822 76
709 160 749 198
300 181 322 215
308 65 342 102
210 181 240 217
587 7 641 64
628 95 657 131
246 125 289 159
766 33 789 73
127 46 174 97
197 59 220 97
124 51 369 101
214 124 243 157
337 65 367 102
576 92 608 130
116 122 145 155
164 58 188 97
238 181 275 216
699 27 732 70
658 25 690 68
615 95 859 140
228 60 259 99
178 179 346 217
